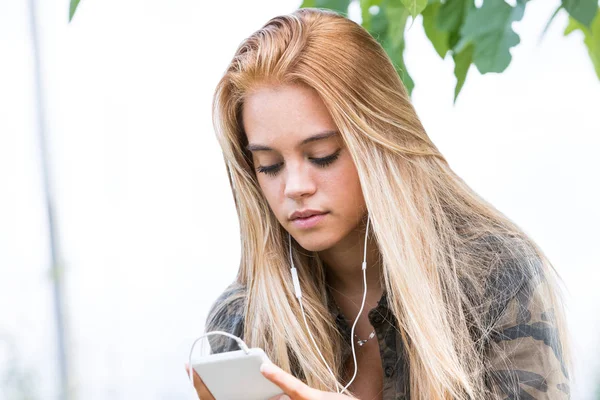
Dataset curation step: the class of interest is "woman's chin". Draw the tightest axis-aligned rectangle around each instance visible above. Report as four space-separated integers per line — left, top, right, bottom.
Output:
292 230 337 252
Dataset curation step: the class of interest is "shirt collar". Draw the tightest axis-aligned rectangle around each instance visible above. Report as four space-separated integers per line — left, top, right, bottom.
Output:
325 285 390 321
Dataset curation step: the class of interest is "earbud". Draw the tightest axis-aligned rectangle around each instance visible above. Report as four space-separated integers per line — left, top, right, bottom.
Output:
289 213 371 393
289 234 302 299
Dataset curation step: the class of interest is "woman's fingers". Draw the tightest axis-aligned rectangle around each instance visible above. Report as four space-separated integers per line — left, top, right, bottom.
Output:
184 364 216 400
261 362 321 400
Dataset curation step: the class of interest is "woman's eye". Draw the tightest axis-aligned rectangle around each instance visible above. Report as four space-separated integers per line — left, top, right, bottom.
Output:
256 149 341 177
311 149 341 167
256 163 282 176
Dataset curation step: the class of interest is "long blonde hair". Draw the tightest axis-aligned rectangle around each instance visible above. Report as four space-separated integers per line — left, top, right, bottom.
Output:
209 8 571 399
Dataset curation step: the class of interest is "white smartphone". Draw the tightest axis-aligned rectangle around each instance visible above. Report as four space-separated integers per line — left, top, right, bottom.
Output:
192 347 284 400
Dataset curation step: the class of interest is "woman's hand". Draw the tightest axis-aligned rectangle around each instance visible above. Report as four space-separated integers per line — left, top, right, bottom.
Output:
184 361 356 400
184 364 215 400
261 362 356 400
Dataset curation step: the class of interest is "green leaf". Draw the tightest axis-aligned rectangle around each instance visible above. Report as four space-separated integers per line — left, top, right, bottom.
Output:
368 1 390 41
453 44 473 102
386 1 410 49
564 12 600 79
562 0 598 27
384 3 414 94
422 2 450 58
437 0 466 32
389 42 415 95
399 0 428 19
360 0 385 31
459 0 525 73
300 0 352 14
437 0 473 49
564 15 579 35
360 0 414 95
539 5 563 42
69 0 81 22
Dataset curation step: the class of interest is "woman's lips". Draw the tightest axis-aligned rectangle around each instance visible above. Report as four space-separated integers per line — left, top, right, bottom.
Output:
291 212 328 229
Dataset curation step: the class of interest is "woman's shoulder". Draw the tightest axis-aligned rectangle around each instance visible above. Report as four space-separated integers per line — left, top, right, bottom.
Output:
466 234 570 397
462 234 544 303
478 234 546 323
205 281 248 354
484 264 570 397
459 233 550 336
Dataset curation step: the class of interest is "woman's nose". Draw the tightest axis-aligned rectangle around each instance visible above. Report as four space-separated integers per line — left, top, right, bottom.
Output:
283 163 316 199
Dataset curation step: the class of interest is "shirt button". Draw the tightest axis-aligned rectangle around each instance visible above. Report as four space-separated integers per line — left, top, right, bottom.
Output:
385 366 395 377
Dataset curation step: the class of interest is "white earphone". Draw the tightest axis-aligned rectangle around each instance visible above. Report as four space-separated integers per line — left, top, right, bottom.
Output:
188 214 372 396
289 213 371 394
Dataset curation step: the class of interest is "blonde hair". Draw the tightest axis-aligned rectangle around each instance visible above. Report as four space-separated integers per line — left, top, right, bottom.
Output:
209 8 572 399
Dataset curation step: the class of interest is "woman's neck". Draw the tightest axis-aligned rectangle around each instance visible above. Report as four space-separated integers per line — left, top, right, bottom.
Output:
319 227 383 297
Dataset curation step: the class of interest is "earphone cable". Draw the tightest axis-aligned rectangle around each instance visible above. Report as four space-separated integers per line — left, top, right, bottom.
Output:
187 331 251 391
342 215 370 392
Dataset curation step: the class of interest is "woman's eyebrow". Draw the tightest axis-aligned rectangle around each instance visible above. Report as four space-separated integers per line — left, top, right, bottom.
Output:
246 130 339 152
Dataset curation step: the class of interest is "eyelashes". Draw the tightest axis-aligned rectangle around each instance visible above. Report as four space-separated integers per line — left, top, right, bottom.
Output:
256 149 342 177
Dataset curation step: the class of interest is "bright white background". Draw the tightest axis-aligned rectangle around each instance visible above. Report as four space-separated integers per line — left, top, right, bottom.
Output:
1 0 599 399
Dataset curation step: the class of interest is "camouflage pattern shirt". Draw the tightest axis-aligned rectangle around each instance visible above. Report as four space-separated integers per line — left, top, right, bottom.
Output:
205 262 570 399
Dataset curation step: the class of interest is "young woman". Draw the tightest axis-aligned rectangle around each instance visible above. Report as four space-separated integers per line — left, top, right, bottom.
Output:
185 8 572 400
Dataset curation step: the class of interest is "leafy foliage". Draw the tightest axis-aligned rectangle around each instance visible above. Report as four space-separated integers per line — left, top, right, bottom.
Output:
296 0 600 102
457 0 525 74
301 0 353 13
564 10 600 78
68 0 600 101
422 2 450 58
562 0 599 27
69 0 80 23
402 0 428 19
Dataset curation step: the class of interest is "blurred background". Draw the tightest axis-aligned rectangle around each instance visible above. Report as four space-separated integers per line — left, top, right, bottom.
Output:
1 0 599 399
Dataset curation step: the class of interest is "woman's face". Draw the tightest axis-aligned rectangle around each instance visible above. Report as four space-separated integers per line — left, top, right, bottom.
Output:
242 83 366 252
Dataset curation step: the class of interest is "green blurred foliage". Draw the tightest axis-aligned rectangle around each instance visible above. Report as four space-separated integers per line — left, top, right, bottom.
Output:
565 9 600 78
69 0 80 23
298 0 600 102
68 0 600 102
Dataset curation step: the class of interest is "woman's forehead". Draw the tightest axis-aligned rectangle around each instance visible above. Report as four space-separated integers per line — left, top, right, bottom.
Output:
243 84 339 151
